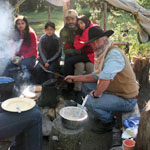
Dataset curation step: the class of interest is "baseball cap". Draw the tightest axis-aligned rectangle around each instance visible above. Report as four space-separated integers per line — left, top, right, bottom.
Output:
65 9 78 18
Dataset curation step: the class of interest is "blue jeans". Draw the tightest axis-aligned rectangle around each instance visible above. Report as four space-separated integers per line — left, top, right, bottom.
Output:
82 82 137 123
35 60 60 84
6 57 36 81
0 104 42 150
64 54 90 76
20 56 36 70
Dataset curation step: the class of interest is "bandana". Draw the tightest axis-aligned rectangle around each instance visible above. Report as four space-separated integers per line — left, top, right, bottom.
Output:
94 41 112 76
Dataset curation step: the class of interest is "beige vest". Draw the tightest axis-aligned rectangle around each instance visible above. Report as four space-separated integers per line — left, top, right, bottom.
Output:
95 46 139 98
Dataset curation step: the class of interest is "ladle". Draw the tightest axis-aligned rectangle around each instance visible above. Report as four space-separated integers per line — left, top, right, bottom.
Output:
78 95 88 117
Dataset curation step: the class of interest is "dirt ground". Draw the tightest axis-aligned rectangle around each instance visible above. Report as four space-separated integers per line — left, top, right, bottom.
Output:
0 83 150 150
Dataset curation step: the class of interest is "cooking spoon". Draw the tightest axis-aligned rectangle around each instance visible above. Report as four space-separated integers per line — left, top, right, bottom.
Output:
16 104 21 113
78 95 88 117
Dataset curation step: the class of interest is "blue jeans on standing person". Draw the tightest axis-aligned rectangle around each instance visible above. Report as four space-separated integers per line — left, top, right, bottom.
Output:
82 82 137 123
0 104 42 150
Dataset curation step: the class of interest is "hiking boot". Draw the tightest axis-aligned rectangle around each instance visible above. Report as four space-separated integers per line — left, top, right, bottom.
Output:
91 120 113 134
111 127 122 147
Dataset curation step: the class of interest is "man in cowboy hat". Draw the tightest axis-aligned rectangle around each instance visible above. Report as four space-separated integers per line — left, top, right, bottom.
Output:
65 26 139 133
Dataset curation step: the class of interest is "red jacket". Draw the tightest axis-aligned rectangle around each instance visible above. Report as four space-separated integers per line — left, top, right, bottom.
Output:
18 31 38 59
74 24 99 64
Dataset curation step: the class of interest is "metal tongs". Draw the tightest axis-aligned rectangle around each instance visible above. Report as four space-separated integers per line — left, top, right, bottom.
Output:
39 63 64 78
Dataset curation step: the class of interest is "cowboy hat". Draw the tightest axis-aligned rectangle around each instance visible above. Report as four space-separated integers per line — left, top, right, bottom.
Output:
84 26 114 44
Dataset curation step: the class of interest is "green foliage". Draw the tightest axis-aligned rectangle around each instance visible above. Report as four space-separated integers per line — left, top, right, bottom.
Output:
75 0 150 58
22 10 64 38
137 0 150 9
20 0 38 11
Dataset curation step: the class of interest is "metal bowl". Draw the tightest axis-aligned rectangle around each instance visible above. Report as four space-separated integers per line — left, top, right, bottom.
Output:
59 106 88 130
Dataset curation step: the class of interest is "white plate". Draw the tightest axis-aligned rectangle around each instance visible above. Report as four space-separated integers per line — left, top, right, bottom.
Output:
1 97 36 112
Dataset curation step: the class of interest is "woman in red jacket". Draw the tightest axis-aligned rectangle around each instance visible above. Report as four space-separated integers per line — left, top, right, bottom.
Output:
13 15 38 71
64 15 99 76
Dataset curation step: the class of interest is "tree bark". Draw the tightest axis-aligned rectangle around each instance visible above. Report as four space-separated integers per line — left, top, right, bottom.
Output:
63 0 72 22
135 101 150 150
132 56 150 87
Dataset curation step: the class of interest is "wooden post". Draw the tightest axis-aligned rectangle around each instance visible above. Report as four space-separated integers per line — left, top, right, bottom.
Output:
132 56 150 86
63 0 72 23
48 6 51 22
104 2 107 31
136 101 150 150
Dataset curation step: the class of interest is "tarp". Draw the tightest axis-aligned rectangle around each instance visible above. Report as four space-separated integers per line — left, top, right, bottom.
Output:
46 0 64 7
105 0 150 43
46 0 71 7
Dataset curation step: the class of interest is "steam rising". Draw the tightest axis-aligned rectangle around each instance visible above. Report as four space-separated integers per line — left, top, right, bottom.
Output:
0 1 22 75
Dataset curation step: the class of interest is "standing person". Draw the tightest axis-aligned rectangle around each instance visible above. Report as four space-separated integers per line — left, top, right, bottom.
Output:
0 104 42 150
13 15 38 72
35 22 61 84
65 26 139 133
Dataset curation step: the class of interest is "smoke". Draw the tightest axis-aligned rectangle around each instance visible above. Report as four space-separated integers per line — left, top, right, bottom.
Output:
0 1 22 75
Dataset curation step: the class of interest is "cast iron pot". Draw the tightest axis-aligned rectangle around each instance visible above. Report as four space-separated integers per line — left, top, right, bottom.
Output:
0 77 15 101
38 79 58 108
0 77 14 92
59 106 88 130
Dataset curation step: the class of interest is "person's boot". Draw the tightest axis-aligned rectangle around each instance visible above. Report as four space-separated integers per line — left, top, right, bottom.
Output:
111 127 122 147
91 119 113 134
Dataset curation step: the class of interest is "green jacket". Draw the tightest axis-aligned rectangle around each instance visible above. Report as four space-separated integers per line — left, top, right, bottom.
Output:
60 24 81 57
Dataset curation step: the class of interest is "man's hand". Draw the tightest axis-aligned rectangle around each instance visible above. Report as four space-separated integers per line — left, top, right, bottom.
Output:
45 63 49 69
65 75 75 83
64 43 73 49
90 90 100 98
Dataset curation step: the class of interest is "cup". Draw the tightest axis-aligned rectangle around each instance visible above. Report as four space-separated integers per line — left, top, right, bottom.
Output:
123 139 136 150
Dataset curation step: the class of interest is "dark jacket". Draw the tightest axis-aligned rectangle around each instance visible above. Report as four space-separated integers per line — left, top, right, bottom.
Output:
38 34 61 64
60 24 81 57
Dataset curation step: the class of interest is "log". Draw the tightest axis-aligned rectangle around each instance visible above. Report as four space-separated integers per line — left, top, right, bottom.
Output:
135 101 150 150
132 56 150 86
49 117 83 150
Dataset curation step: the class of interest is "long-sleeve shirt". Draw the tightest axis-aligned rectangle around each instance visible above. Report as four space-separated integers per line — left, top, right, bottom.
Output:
38 34 61 64
18 31 38 59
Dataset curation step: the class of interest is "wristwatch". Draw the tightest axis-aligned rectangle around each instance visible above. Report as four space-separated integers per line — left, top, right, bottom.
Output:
92 91 99 98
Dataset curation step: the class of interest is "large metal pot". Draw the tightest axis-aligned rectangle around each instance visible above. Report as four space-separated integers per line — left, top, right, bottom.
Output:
59 106 88 130
0 77 14 92
0 77 15 101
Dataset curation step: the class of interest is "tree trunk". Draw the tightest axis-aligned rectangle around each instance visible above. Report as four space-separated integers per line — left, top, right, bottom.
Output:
63 0 72 22
48 6 51 22
132 56 150 87
135 101 150 150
